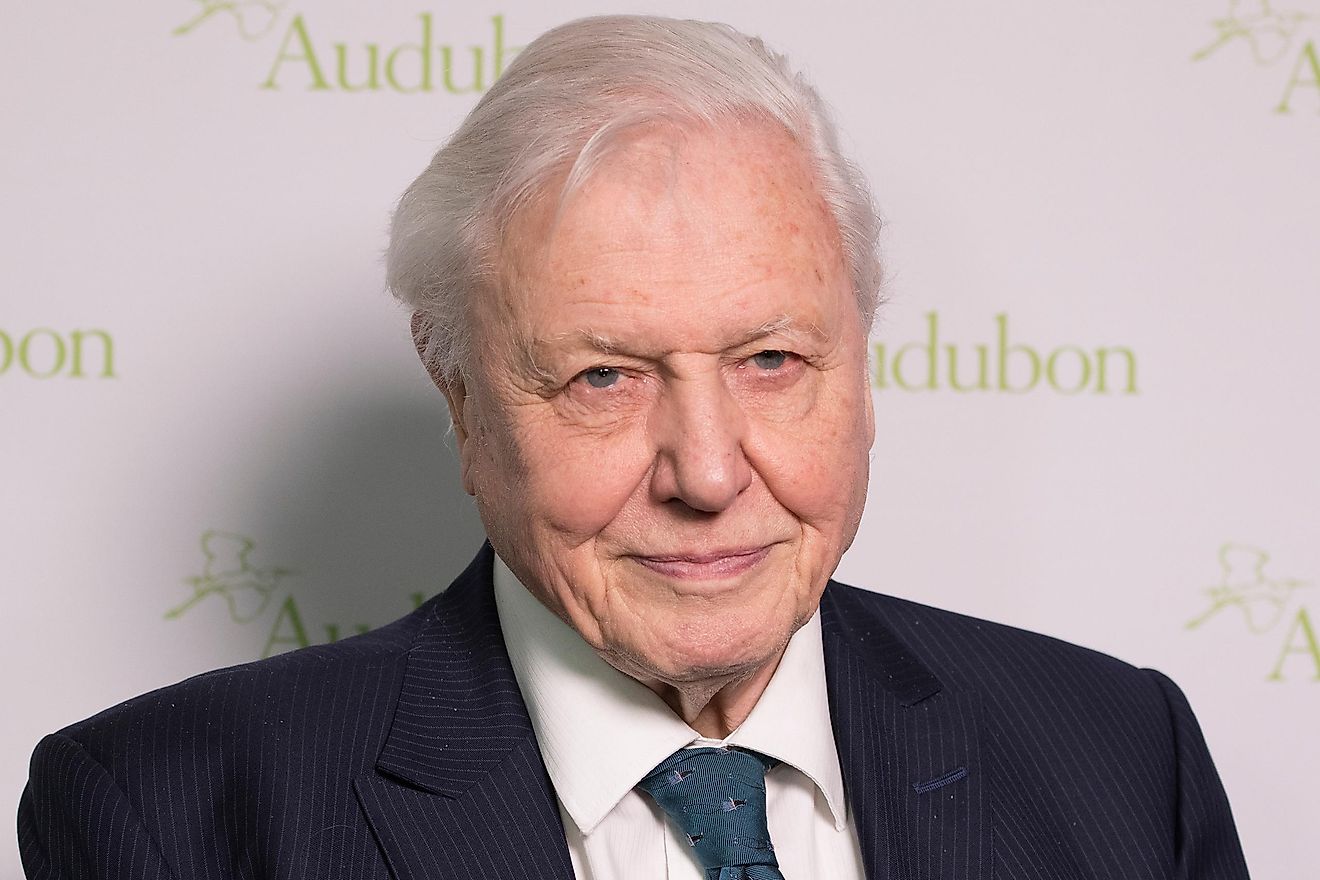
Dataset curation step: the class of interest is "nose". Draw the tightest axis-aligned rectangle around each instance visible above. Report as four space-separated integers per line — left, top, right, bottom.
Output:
648 373 752 512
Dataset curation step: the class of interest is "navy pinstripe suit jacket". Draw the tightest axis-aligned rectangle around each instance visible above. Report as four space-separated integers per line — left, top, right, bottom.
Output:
19 544 1250 879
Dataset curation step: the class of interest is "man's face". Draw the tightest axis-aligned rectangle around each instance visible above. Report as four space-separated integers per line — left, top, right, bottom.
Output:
444 121 874 690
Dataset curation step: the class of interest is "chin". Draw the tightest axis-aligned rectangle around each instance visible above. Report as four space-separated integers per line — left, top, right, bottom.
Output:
629 616 795 686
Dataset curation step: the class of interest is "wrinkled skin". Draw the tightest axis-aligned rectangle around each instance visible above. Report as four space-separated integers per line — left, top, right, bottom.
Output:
429 121 874 736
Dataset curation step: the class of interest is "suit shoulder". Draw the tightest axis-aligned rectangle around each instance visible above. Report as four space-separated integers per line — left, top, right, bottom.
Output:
49 597 434 773
825 581 1185 797
825 581 1166 704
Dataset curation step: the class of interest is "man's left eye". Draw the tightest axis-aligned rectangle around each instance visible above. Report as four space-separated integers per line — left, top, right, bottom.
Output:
750 350 789 370
580 367 621 388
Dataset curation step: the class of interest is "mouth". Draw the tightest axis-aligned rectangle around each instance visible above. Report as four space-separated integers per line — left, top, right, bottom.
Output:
629 545 774 580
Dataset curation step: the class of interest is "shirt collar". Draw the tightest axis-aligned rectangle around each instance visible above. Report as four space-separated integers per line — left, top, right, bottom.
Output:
492 554 849 834
723 597 849 830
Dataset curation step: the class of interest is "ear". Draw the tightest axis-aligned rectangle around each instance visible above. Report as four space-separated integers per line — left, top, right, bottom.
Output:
863 373 876 449
412 311 478 496
441 378 479 498
410 311 446 390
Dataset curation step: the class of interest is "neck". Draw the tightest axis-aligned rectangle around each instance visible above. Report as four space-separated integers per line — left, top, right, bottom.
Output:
645 653 784 739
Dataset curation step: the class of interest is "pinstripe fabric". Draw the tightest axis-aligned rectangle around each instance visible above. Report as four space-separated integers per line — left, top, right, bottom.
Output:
821 584 1249 880
20 590 418 880
19 544 1249 880
821 584 990 880
355 548 575 880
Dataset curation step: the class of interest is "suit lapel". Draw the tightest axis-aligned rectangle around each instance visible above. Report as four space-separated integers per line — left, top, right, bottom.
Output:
822 584 992 880
355 545 576 880
354 551 992 880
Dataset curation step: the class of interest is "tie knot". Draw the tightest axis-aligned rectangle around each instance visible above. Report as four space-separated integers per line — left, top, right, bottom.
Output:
637 747 784 880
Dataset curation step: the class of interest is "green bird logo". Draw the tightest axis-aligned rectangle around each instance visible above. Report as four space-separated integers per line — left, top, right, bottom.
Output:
173 0 289 41
1186 543 1309 634
166 530 295 624
1193 0 1319 65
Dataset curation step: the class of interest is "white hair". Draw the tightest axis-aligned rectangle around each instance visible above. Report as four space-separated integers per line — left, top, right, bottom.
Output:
386 14 883 385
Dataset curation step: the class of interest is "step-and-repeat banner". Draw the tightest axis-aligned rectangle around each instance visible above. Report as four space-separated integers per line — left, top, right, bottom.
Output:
3 2 1316 876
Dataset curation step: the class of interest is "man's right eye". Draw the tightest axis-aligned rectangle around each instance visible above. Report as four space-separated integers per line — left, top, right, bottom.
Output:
579 367 621 389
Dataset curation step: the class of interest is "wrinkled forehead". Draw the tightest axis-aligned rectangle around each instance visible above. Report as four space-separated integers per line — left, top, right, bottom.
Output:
497 119 844 293
473 120 855 370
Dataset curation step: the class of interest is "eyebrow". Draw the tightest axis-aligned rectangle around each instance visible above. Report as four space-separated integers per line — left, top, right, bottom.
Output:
534 314 828 359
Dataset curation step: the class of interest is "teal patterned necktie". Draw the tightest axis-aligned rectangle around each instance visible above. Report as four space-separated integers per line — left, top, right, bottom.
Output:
637 746 786 880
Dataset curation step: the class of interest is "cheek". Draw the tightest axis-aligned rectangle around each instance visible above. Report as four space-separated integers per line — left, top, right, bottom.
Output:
480 413 656 540
751 378 872 530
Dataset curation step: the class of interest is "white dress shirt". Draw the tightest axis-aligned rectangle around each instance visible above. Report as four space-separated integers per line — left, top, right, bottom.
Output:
492 555 866 880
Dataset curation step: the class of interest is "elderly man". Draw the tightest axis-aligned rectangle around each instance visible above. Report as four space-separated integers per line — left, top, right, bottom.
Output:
19 14 1248 880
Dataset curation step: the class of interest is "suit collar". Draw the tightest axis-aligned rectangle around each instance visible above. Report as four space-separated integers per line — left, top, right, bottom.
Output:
373 542 538 798
374 552 951 803
819 580 944 706
359 551 990 880
821 582 993 880
358 543 576 880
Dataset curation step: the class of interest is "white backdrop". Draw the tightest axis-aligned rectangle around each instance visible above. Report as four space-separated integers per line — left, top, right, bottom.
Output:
3 2 1318 877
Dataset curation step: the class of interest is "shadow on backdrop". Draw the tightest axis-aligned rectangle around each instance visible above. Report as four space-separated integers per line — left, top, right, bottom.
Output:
234 381 486 655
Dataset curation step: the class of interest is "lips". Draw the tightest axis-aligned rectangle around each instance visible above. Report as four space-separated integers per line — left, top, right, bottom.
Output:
630 545 773 580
